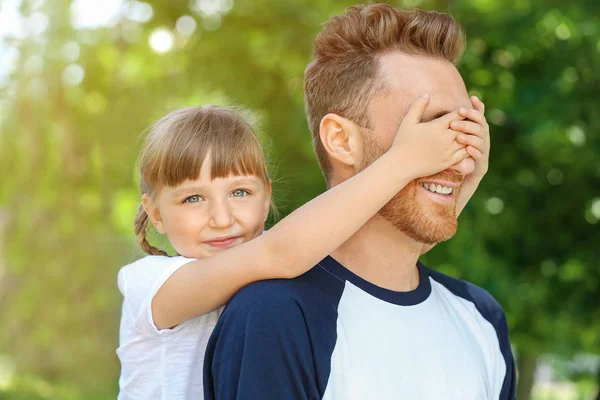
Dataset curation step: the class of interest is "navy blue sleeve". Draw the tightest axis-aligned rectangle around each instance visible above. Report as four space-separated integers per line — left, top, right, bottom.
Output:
497 311 516 400
203 281 320 400
465 287 516 400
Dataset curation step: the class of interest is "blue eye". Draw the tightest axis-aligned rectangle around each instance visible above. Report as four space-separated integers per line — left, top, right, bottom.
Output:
232 189 249 198
185 195 203 203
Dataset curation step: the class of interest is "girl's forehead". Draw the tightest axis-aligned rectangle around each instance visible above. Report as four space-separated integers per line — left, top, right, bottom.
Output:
165 174 264 195
195 174 264 186
199 153 266 182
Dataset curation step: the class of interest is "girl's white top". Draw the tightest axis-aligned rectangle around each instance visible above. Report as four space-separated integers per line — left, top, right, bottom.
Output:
116 255 223 400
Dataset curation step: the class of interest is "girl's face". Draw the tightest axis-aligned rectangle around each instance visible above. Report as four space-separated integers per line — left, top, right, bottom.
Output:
144 158 271 259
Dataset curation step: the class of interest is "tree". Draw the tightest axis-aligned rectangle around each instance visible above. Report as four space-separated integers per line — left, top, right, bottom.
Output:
0 0 598 398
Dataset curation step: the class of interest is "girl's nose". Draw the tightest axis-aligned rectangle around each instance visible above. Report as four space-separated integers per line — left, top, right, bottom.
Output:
208 200 234 228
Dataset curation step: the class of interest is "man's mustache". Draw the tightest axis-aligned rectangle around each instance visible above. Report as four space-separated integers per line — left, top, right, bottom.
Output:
417 170 464 184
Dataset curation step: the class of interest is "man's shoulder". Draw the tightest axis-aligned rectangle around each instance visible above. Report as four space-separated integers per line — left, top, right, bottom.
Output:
204 266 341 400
424 263 506 322
229 279 302 311
223 264 343 320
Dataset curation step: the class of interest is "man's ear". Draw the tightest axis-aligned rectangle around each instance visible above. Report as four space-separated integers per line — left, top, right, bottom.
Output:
142 193 165 234
319 113 363 170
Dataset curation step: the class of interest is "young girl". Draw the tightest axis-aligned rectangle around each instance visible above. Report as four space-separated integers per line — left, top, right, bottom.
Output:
117 97 484 399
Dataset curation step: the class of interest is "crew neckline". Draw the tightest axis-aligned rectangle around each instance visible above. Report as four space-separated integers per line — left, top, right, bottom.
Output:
317 255 431 306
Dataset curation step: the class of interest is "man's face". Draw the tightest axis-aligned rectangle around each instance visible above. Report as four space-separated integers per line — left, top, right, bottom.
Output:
361 52 473 244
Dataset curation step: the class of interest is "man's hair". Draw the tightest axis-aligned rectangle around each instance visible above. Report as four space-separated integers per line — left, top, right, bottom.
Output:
304 3 466 178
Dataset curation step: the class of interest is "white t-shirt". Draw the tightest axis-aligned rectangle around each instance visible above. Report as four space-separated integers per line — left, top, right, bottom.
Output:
116 255 223 400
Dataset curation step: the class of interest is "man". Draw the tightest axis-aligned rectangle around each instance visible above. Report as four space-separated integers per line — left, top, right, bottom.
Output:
203 4 516 399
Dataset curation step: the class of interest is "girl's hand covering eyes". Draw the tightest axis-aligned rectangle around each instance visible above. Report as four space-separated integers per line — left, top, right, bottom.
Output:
452 96 490 181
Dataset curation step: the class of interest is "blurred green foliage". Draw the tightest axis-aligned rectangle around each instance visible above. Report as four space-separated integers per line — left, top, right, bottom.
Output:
0 0 598 399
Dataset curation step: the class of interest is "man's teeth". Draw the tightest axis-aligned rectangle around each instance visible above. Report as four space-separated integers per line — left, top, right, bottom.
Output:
419 182 453 195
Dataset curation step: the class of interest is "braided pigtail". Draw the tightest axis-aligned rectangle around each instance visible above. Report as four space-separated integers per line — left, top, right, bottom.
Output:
134 204 168 256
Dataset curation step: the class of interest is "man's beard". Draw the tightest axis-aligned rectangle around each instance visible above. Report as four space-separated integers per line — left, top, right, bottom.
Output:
361 135 463 245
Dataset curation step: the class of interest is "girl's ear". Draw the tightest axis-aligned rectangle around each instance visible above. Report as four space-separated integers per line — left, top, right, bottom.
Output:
319 113 364 172
142 193 165 234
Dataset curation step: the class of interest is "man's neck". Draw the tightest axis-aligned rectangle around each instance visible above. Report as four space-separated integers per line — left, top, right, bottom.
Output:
330 214 424 292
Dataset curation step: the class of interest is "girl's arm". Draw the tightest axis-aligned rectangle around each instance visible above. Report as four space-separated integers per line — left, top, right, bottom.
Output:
152 95 469 329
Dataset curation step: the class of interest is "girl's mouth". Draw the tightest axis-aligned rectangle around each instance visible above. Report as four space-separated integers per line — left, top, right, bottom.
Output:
204 236 240 248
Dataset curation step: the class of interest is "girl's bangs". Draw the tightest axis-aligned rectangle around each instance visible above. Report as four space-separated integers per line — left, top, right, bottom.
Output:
150 122 268 190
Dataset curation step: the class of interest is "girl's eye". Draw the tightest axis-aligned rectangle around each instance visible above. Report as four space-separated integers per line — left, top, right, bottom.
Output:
231 189 249 198
185 195 203 203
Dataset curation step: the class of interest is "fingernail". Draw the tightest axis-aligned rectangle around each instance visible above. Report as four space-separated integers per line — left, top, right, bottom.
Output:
422 93 429 98
459 107 467 114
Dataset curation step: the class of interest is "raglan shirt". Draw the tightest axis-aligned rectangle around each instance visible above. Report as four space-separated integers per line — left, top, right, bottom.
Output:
203 256 516 400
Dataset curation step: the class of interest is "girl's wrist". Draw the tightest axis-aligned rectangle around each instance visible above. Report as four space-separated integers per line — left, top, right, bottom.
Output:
379 150 415 187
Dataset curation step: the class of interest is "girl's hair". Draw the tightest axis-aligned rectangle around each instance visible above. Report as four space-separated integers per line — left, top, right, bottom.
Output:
134 105 272 256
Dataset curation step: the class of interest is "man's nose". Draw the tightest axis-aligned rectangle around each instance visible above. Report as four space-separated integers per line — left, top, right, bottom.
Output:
448 156 475 176
208 200 234 228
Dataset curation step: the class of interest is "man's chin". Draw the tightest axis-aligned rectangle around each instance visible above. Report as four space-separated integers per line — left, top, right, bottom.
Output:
378 190 459 245
397 216 458 245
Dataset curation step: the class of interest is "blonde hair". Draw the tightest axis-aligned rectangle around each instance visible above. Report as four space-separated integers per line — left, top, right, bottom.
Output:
134 105 272 256
304 4 466 178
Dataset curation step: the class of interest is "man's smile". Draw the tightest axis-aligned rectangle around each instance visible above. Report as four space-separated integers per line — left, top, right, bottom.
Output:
417 178 461 205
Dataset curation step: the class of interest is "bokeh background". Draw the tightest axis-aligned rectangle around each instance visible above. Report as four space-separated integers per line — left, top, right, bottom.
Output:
0 0 599 399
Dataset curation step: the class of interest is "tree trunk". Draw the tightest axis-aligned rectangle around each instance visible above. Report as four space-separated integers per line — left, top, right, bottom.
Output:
517 351 539 400
594 366 600 400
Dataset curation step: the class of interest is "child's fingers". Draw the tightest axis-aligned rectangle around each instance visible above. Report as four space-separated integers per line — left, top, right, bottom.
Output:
403 93 431 124
436 110 465 127
450 120 484 137
467 145 484 160
457 133 486 151
451 147 469 164
449 140 470 159
457 107 486 127
470 96 485 114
